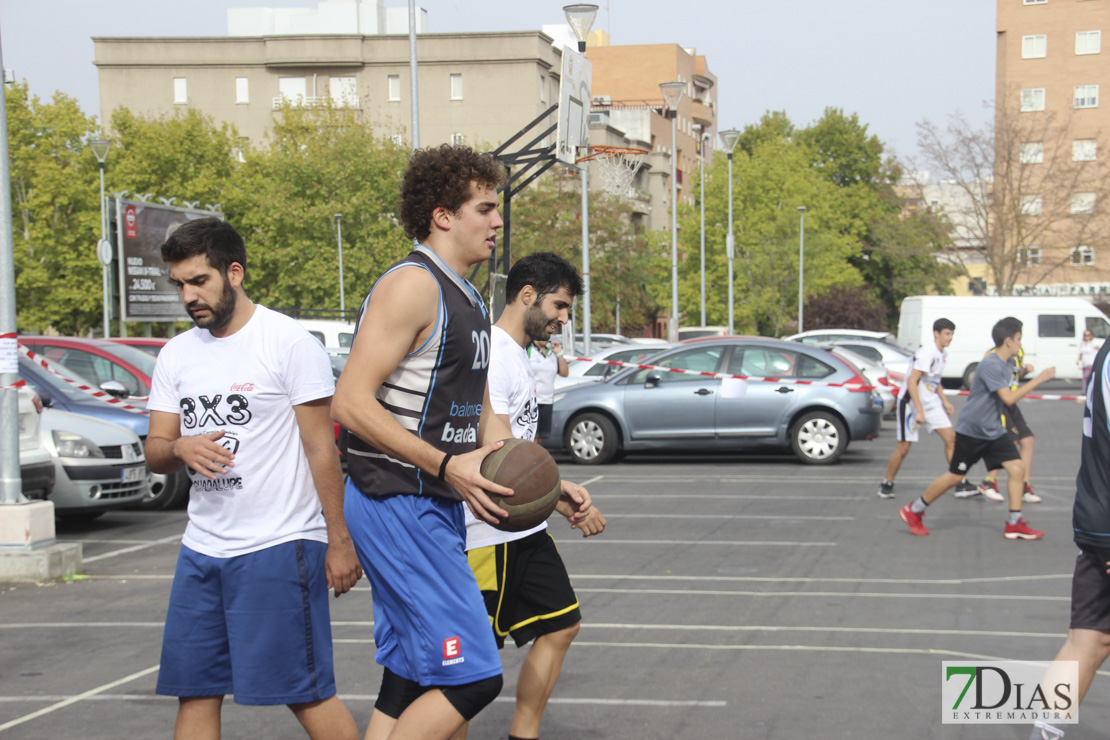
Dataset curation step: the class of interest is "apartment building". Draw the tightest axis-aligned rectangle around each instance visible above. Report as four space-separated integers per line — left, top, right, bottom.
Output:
996 0 1110 296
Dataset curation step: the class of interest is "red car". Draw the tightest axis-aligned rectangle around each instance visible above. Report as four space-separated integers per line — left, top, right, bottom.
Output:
19 336 158 400
107 337 169 358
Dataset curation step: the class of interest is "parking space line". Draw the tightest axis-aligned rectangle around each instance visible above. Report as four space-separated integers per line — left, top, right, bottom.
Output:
0 694 728 708
82 534 182 564
599 514 855 520
0 664 159 732
567 539 836 546
575 587 1067 601
57 539 166 545
586 623 1067 639
0 622 163 629
577 475 605 487
570 573 1070 585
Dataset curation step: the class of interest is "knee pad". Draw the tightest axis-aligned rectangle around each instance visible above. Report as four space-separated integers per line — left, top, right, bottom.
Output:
439 674 504 721
374 668 427 719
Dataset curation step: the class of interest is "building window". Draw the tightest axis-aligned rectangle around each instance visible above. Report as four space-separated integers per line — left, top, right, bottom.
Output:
1020 88 1046 111
1072 246 1096 265
1021 246 1043 265
1022 35 1047 58
450 73 463 100
389 134 404 147
1077 30 1101 55
1073 192 1096 214
1075 84 1099 108
451 132 466 146
539 73 547 104
329 76 358 108
1021 195 1044 215
235 77 249 104
1021 142 1044 163
173 78 188 105
388 75 401 102
1023 0 1047 4
278 77 307 105
1074 139 1098 161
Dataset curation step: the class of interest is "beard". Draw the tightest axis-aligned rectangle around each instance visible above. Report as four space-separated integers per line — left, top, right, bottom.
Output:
187 276 237 331
524 303 560 343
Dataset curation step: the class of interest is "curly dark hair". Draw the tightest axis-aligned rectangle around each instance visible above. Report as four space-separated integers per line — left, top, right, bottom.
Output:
400 144 507 242
160 217 246 277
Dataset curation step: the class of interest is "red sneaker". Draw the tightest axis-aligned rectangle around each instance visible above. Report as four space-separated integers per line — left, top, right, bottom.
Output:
1023 483 1043 504
900 505 930 536
1004 517 1044 540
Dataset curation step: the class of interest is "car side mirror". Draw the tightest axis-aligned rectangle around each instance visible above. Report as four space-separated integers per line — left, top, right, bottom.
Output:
645 371 662 388
100 380 129 398
34 386 54 408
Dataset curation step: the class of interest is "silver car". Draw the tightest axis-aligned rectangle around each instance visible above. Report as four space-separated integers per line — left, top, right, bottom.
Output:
39 409 151 521
555 343 673 390
545 337 883 465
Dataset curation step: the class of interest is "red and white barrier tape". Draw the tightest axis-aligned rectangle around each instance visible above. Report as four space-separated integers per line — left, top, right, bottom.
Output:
19 345 149 415
939 387 1083 402
565 356 876 391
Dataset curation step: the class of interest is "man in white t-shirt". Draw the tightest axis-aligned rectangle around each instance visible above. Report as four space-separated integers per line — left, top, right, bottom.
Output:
878 319 970 499
460 252 606 740
527 338 567 443
145 218 361 739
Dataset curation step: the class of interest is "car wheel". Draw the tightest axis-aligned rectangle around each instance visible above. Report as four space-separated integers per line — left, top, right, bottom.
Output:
565 412 619 465
134 468 191 510
962 362 978 390
790 411 847 465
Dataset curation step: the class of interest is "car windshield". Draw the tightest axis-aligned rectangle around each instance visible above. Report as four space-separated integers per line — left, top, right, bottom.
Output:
20 358 104 405
95 341 158 376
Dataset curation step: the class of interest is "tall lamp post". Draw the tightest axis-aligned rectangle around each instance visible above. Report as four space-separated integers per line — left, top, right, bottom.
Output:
695 125 706 326
660 80 685 342
719 129 740 335
564 4 598 355
797 205 807 334
334 213 346 317
90 139 112 338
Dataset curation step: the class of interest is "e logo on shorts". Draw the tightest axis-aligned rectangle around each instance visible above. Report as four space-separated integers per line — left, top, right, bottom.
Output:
442 636 465 666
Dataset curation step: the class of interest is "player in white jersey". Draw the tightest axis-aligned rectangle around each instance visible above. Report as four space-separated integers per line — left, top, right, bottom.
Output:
460 252 604 740
878 318 966 499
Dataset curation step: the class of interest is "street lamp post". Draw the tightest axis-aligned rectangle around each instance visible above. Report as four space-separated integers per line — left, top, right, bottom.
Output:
798 205 807 334
719 129 740 335
90 139 112 338
695 125 706 326
334 213 345 317
660 80 685 343
564 4 598 355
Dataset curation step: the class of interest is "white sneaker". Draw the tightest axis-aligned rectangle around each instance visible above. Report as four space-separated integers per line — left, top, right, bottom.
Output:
979 479 1005 502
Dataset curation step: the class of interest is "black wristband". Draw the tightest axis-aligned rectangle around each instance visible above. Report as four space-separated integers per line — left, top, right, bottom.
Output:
438 452 454 481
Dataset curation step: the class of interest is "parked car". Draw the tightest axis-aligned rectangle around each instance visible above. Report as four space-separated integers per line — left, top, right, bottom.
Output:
574 333 633 349
107 337 169 358
298 319 356 353
18 355 190 510
555 343 673 390
39 408 150 520
17 386 54 502
822 345 896 418
784 329 898 346
819 339 914 388
20 336 158 400
677 326 728 342
545 337 883 465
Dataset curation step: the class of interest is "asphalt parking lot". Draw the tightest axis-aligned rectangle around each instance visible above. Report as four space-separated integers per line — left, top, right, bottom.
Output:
1 385 1106 739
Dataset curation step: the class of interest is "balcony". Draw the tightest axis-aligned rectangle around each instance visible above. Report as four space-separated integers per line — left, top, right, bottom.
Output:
272 95 361 110
691 100 714 127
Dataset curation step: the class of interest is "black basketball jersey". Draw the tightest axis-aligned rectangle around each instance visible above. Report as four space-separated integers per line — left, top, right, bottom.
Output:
1074 340 1110 552
345 246 491 501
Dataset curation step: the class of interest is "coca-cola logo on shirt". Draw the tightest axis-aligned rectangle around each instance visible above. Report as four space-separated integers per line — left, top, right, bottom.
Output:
230 382 255 392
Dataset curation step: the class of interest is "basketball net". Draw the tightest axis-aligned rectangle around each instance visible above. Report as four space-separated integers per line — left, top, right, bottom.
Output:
576 145 649 199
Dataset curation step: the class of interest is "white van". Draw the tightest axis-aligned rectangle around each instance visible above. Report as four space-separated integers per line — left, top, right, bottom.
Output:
897 295 1110 386
297 319 357 353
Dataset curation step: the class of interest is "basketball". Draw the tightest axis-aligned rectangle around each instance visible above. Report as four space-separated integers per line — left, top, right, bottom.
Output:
480 438 562 532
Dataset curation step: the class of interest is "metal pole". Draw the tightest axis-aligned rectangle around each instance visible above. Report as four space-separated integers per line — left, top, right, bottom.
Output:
699 135 705 327
335 214 345 316
581 165 591 358
0 31 24 505
407 0 420 150
669 112 678 343
99 164 109 338
726 152 735 336
798 206 807 334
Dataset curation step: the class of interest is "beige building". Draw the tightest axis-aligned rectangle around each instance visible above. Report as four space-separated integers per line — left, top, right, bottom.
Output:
996 0 1110 296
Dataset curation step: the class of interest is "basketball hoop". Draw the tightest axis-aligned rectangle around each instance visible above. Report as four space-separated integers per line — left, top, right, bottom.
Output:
576 145 649 198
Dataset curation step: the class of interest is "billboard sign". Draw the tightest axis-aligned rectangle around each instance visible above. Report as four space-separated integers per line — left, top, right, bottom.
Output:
112 199 223 322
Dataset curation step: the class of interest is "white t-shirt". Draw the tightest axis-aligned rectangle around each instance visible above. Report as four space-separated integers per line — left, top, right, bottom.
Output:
465 325 546 550
528 343 560 404
147 305 334 558
904 341 947 408
1081 339 1103 368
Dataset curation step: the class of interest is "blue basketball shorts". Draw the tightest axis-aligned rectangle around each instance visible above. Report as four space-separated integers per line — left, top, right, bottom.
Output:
344 480 502 687
156 539 337 706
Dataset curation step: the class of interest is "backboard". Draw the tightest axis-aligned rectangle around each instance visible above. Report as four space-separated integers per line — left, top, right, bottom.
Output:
555 45 592 166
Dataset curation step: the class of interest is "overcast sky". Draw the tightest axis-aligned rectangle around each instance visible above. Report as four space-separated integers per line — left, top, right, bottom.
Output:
0 0 996 161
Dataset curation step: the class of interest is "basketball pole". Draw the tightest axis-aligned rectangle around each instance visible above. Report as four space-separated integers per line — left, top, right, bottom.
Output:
580 162 591 358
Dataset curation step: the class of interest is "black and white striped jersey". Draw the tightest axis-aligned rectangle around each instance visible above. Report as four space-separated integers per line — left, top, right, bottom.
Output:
345 246 491 501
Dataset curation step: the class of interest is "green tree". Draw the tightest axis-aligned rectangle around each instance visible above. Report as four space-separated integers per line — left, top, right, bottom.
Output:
7 83 103 334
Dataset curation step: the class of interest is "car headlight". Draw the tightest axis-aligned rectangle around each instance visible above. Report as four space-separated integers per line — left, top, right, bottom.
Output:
553 392 567 404
52 430 105 458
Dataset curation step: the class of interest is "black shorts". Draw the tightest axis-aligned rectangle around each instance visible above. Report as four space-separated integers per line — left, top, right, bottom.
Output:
467 530 581 648
537 404 553 437
948 432 1021 476
1070 548 1110 631
1002 403 1033 442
